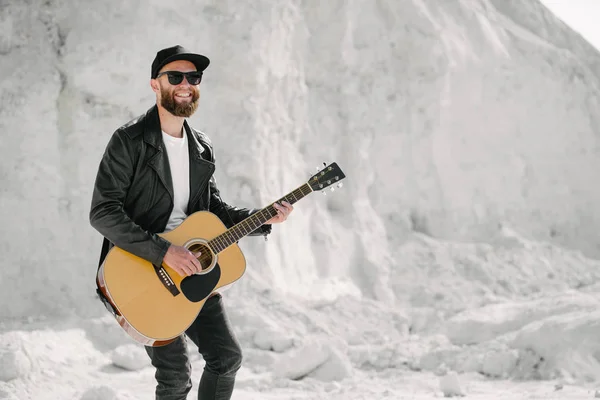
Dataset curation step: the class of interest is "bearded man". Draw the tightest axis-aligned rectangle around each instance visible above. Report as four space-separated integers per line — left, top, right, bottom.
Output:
89 45 293 400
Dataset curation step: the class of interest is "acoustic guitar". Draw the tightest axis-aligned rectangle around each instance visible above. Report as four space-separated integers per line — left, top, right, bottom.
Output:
97 162 346 346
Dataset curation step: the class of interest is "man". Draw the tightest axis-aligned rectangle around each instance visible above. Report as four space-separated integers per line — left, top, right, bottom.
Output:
89 45 293 400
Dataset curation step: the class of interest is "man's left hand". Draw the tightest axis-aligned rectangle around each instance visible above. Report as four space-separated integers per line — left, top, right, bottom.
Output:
266 201 294 224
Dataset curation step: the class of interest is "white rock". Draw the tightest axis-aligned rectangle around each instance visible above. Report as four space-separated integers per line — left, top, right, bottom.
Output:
241 348 278 372
0 388 19 400
273 339 332 380
82 315 131 351
80 386 120 400
409 307 445 334
0 348 31 381
418 347 461 372
110 344 149 371
271 336 295 353
445 292 599 345
439 371 465 397
253 327 294 353
307 347 353 382
511 310 600 381
480 349 519 378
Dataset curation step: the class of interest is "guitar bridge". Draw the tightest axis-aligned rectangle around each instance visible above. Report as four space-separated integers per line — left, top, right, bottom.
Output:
153 264 181 297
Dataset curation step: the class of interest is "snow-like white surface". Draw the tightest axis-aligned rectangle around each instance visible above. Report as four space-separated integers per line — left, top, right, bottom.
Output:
3 0 600 399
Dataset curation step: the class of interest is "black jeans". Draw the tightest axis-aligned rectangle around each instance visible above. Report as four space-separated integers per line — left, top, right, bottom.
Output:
145 293 242 400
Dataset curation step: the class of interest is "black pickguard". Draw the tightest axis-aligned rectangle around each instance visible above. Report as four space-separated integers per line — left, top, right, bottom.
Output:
180 263 221 302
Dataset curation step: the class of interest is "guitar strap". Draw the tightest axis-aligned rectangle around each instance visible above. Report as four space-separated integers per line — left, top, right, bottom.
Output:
98 237 111 268
95 237 118 316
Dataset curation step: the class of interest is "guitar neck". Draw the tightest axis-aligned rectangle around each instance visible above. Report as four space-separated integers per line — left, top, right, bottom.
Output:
208 183 313 253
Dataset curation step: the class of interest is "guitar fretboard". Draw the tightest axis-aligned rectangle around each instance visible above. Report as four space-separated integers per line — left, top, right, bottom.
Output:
208 183 313 253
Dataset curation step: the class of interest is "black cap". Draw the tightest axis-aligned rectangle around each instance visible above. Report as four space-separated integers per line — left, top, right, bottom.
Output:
151 45 210 79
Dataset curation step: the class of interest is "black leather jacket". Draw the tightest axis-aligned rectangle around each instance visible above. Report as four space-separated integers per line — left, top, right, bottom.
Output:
89 105 270 267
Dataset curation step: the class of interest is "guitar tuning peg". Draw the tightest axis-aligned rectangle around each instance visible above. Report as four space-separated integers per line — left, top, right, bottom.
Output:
323 162 327 167
337 182 343 189
330 187 335 192
322 191 327 196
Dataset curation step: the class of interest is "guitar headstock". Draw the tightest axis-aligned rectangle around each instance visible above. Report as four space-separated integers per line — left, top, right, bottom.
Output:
308 162 346 192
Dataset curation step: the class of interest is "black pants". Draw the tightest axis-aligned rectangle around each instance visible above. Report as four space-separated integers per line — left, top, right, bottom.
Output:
145 293 242 400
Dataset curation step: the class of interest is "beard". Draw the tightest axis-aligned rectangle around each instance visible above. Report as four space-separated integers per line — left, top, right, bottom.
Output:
160 88 200 117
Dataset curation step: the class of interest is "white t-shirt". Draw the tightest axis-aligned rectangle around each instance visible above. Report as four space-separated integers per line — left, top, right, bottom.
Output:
161 130 190 232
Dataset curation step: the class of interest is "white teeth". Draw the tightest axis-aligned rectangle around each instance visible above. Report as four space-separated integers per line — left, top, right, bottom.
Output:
176 93 191 97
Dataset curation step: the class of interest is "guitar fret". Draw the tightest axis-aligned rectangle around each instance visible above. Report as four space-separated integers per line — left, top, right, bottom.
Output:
209 240 220 253
235 226 244 237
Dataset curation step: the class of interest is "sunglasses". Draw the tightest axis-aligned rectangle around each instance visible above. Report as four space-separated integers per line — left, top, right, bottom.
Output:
156 71 203 85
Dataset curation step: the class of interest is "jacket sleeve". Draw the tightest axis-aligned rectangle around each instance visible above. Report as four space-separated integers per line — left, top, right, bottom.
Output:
208 175 272 237
89 130 171 266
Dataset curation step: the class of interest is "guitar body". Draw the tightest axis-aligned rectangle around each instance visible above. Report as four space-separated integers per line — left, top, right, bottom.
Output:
97 211 246 347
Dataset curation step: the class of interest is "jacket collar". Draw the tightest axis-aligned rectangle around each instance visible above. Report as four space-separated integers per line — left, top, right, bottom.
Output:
142 105 206 157
142 105 215 209
142 105 164 149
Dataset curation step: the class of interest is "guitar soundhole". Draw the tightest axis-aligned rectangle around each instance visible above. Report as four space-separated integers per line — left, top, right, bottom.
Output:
187 243 214 271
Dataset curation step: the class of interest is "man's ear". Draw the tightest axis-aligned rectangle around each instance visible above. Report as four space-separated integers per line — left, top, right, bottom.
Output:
150 79 159 93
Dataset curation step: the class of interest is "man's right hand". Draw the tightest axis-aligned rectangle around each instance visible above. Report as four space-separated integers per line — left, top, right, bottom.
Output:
163 245 202 277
